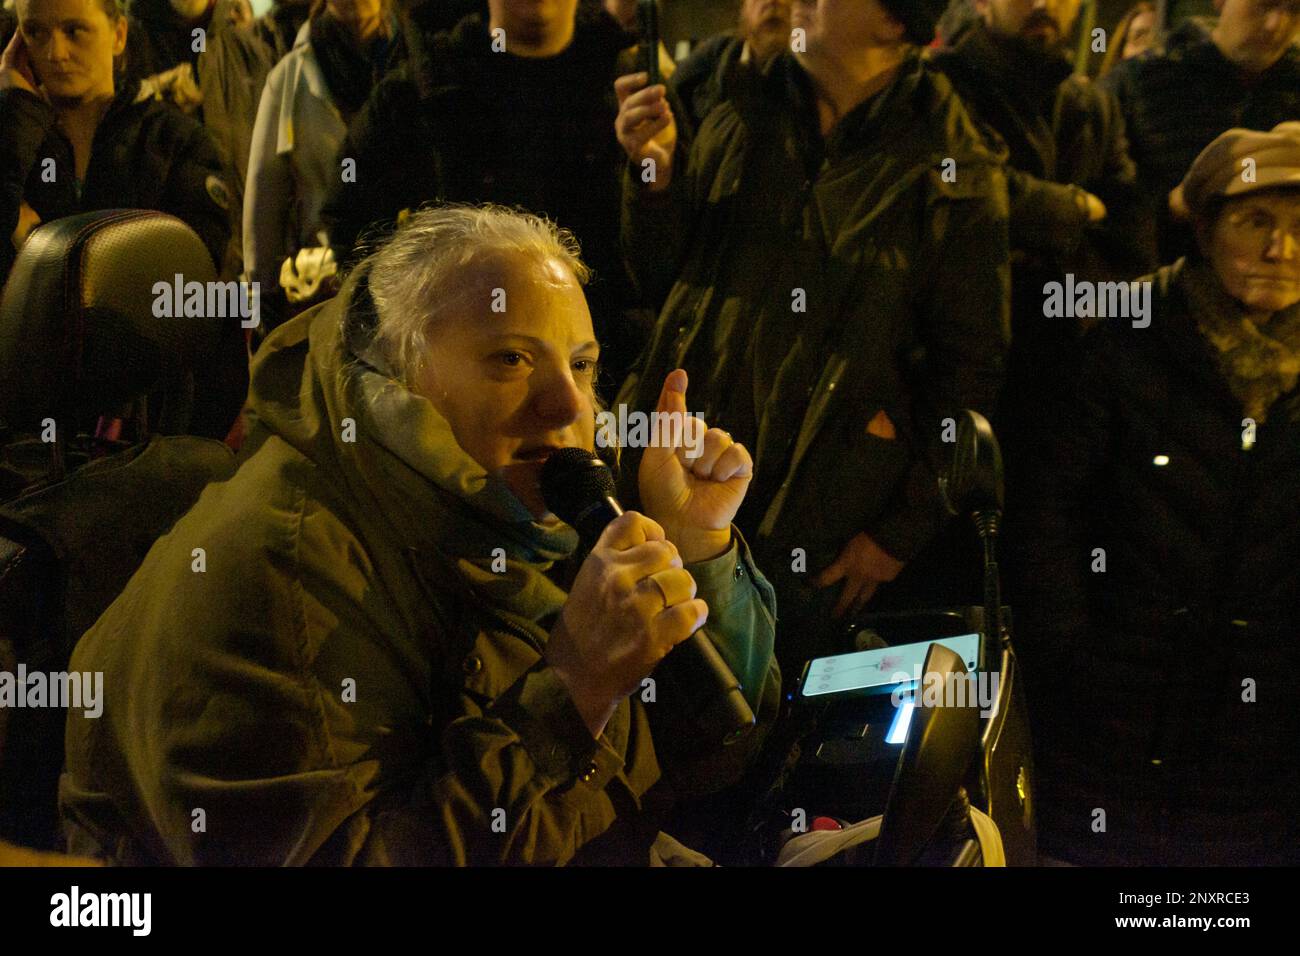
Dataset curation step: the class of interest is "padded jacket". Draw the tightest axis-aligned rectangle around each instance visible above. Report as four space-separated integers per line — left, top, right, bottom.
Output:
0 80 229 286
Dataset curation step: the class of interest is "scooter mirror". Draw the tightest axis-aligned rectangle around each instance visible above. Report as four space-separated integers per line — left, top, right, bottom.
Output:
938 409 1004 517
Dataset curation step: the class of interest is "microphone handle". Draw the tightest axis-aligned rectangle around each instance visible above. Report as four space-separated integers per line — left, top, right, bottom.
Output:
655 627 757 744
571 499 755 744
571 496 624 545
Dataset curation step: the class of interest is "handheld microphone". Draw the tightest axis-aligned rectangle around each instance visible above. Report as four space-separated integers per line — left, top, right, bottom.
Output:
541 447 755 744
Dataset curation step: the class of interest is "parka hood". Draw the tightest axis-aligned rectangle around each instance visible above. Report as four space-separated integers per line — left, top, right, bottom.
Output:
244 264 579 571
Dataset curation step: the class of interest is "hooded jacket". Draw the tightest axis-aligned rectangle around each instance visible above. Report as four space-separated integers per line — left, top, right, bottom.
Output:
618 51 1010 674
59 263 780 866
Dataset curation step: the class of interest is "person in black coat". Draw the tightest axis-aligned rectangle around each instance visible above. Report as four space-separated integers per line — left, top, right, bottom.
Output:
1014 122 1300 866
1 0 230 280
319 0 647 380
1 0 243 438
1100 3 1300 263
929 0 1151 615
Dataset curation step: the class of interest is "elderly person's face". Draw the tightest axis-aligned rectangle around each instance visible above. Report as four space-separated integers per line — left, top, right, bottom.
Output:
414 253 600 518
1204 191 1300 312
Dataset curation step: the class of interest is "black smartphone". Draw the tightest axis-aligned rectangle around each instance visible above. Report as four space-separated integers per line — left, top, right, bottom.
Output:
637 0 661 87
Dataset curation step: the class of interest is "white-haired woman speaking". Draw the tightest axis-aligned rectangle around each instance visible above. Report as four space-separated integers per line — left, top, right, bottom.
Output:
61 204 780 866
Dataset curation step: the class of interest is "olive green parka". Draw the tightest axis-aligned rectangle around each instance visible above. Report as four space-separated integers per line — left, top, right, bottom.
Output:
60 265 780 865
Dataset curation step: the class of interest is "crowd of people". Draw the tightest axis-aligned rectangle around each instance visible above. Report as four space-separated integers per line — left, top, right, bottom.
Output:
1 0 1298 866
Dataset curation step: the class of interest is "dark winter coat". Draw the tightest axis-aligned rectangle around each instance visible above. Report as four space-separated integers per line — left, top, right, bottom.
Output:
930 21 1150 288
929 20 1152 551
1100 18 1300 261
1013 257 1300 865
0 80 230 286
618 51 1010 674
318 8 643 374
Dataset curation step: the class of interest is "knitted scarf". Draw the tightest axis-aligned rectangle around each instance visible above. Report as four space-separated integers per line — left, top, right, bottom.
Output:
1183 258 1300 424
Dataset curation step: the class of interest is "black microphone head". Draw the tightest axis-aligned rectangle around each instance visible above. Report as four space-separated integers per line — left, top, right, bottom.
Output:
540 447 617 527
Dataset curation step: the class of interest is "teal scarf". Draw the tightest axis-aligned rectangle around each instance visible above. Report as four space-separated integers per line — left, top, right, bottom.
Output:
339 291 580 624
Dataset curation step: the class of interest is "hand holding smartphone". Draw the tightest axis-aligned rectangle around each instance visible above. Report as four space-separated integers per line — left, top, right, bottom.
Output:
637 0 661 88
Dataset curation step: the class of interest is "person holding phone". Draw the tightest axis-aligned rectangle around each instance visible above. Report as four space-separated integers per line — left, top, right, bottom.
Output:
0 0 230 281
0 0 243 436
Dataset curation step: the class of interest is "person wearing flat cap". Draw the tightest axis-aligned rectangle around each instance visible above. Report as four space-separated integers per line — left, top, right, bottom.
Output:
1013 122 1300 865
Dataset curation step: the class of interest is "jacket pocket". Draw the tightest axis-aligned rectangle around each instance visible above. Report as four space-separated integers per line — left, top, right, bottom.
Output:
452 618 545 710
773 409 912 568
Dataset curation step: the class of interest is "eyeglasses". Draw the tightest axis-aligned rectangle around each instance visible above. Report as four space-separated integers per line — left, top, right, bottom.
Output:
1223 207 1300 247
